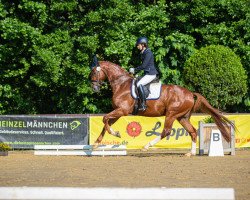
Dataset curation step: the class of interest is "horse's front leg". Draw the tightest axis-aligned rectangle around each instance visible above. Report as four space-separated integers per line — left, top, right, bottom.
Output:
94 126 107 145
104 117 121 138
103 107 129 137
93 118 119 148
93 108 128 147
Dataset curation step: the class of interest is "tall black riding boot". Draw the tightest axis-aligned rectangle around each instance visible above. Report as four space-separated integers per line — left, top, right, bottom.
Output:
138 85 147 111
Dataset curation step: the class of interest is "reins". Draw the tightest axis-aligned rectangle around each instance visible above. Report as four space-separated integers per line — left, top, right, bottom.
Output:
91 64 131 87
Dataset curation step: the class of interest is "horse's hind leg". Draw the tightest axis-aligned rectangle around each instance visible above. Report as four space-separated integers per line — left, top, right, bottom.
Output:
178 117 197 156
143 115 176 151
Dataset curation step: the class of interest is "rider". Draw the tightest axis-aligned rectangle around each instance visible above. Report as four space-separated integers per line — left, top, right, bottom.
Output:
129 37 159 111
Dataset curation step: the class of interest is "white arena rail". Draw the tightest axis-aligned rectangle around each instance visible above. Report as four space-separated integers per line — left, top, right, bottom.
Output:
0 187 235 200
34 145 127 156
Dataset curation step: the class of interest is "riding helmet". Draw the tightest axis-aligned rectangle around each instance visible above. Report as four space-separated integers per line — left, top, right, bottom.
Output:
136 37 148 46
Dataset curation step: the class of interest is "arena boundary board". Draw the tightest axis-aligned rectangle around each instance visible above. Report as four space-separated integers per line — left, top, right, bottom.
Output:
0 187 235 200
34 145 127 156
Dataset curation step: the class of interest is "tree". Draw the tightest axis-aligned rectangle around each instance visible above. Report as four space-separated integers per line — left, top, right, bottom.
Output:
183 45 248 110
0 0 249 114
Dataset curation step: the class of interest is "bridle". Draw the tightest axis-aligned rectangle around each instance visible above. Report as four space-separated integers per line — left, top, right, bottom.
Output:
91 64 131 90
91 66 104 88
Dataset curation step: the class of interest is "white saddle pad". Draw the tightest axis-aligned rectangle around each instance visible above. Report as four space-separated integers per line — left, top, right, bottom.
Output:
131 80 162 100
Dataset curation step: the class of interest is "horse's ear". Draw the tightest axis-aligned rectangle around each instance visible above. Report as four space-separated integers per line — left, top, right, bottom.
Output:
90 55 100 69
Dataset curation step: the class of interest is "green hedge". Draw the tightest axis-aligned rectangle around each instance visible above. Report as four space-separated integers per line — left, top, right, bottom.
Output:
184 45 248 110
0 0 249 114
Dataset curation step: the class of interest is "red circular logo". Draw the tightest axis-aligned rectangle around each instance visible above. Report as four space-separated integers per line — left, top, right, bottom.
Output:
126 121 142 137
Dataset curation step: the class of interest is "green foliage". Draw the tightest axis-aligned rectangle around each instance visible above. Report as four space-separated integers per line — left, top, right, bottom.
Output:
169 0 250 110
184 45 248 110
158 32 196 85
202 116 214 123
0 0 249 114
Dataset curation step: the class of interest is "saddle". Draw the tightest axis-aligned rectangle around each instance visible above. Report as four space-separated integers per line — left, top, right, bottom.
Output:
131 77 162 100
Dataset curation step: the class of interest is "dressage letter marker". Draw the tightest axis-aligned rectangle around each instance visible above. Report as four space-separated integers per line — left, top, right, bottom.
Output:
209 130 224 157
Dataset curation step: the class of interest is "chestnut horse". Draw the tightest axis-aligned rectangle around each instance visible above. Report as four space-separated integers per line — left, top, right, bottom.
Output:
90 60 233 156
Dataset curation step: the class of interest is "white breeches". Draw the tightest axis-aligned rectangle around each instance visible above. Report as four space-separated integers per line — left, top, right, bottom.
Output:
136 75 156 87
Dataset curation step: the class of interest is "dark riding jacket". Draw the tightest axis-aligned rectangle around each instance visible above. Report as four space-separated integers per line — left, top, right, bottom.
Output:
135 48 158 75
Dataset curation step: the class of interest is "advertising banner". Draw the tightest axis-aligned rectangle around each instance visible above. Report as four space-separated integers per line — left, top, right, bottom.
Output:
89 114 250 149
227 114 250 148
0 115 88 149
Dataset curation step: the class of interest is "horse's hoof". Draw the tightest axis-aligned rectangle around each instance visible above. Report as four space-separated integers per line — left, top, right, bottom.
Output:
115 131 121 138
92 143 99 149
185 152 196 157
141 147 149 152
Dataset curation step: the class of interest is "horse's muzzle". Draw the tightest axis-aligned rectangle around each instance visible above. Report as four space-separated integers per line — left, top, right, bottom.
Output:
91 82 100 93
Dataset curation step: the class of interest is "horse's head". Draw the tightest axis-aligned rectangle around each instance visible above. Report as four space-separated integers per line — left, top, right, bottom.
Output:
90 65 107 93
90 55 132 93
90 56 106 93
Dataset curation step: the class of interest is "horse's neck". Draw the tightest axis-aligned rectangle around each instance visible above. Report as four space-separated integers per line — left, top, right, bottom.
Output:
101 61 132 90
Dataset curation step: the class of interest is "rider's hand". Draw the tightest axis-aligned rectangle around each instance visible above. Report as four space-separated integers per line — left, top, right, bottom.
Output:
129 68 135 74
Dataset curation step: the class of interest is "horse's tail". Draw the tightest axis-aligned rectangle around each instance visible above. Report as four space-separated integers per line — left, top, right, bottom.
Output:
193 93 234 142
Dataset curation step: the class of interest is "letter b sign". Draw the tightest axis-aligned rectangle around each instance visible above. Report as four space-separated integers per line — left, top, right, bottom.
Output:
209 130 224 156
213 133 220 142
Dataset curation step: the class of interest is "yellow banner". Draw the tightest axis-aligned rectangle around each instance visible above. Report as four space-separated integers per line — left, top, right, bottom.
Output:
89 114 250 149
